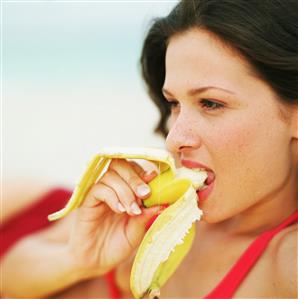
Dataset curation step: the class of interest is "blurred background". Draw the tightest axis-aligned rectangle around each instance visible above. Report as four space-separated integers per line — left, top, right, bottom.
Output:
3 0 178 189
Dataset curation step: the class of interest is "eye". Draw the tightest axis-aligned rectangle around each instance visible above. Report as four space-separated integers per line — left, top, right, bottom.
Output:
166 99 180 111
200 99 224 110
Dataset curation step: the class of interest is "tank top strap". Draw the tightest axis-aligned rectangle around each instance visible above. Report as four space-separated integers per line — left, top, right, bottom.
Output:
204 210 298 299
104 269 122 299
103 211 298 299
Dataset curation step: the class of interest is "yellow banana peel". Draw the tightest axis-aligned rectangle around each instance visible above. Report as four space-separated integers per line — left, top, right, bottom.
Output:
48 147 207 298
48 147 176 221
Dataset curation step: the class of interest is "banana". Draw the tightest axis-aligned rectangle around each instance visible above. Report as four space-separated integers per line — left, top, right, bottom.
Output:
47 147 207 298
48 147 176 221
131 187 199 299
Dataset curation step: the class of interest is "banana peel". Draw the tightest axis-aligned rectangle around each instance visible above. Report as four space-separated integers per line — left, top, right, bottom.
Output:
48 147 175 221
47 147 207 298
133 186 199 299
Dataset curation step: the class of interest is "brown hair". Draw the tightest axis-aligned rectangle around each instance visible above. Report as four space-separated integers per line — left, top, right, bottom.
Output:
140 0 298 137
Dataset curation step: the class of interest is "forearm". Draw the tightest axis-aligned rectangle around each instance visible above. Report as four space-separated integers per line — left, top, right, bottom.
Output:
0 236 92 298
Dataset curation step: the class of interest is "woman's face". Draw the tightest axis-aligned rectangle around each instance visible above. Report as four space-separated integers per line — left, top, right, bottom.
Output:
163 29 296 223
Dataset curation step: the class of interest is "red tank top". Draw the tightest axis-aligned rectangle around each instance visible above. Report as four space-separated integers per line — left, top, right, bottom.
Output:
1 188 297 299
104 210 298 299
0 188 72 259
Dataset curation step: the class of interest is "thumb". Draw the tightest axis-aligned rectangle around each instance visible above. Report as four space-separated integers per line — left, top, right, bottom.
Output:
125 205 164 249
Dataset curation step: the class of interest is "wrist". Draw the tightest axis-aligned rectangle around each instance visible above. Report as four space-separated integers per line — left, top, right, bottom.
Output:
65 244 108 281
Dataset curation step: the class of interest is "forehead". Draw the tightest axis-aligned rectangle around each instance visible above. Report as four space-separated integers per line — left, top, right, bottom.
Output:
164 29 257 92
164 29 294 124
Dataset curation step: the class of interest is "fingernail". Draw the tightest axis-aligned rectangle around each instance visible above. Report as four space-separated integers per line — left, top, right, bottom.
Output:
147 170 158 176
117 202 126 212
137 185 150 197
130 202 142 215
144 170 158 179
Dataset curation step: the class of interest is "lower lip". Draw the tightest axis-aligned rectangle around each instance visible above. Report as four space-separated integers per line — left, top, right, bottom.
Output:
197 181 214 202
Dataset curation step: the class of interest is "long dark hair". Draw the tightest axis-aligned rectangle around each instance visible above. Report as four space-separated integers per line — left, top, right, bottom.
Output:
140 0 298 137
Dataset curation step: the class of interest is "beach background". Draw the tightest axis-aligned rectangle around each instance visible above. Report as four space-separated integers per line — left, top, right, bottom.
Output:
3 0 178 188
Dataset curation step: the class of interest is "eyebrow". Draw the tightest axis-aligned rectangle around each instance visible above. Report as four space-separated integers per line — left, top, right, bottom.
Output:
162 86 235 97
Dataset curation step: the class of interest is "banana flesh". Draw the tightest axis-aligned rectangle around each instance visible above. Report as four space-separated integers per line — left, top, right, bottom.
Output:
131 184 201 299
47 147 207 298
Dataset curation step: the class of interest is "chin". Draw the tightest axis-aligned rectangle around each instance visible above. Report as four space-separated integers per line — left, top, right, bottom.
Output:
198 202 231 224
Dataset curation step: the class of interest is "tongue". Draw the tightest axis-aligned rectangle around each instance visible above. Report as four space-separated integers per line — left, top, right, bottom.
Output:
206 171 215 185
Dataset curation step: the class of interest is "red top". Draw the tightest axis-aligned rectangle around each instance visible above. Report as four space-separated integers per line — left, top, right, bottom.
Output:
1 188 297 299
0 188 72 259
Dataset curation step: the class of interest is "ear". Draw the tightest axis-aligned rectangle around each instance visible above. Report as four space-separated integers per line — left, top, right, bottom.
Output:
289 106 298 166
290 106 298 139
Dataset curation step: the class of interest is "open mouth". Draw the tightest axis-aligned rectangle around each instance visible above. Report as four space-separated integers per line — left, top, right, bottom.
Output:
197 170 215 201
201 170 216 189
180 159 215 201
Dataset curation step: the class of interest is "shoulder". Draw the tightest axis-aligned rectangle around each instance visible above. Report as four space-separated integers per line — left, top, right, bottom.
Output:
271 223 298 297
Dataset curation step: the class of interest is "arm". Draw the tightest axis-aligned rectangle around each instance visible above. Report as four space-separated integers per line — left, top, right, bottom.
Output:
0 217 92 298
1 161 160 298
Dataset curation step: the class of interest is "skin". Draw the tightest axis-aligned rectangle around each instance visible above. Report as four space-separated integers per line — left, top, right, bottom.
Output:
157 28 298 297
163 29 297 229
1 28 297 298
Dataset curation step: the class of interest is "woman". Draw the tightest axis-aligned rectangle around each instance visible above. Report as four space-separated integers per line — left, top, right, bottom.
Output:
1 0 297 298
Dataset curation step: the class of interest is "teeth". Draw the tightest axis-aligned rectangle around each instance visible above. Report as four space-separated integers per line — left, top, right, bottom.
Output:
175 167 207 190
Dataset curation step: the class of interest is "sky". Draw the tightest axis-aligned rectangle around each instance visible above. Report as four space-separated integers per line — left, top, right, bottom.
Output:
2 0 178 186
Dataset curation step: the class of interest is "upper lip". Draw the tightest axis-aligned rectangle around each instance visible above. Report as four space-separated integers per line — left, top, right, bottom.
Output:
181 159 213 172
181 159 216 185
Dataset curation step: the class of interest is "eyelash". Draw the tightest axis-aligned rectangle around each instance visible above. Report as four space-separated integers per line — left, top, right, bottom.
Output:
166 99 225 111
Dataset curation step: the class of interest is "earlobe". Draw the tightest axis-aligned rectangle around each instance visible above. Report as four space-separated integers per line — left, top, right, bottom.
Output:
291 108 298 139
288 105 298 139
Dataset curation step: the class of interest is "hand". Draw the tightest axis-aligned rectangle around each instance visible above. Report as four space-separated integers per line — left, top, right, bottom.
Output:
67 158 161 278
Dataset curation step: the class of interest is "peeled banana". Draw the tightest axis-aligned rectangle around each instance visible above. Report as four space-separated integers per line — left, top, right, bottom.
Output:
48 147 176 221
48 147 207 299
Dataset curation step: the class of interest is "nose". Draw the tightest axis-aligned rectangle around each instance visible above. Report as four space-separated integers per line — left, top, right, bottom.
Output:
165 110 202 154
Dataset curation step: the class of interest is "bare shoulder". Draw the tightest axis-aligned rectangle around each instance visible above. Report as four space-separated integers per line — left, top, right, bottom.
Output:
270 223 298 297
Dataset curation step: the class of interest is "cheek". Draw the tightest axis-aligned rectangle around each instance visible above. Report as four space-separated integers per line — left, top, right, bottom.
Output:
203 114 267 190
209 113 288 161
167 114 175 131
205 111 290 196
205 119 255 156
205 103 287 159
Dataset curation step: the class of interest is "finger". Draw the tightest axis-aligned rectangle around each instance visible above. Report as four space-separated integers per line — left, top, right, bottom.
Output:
84 182 126 214
100 170 142 216
142 170 158 183
110 159 152 199
125 205 163 248
128 160 146 177
129 160 159 183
